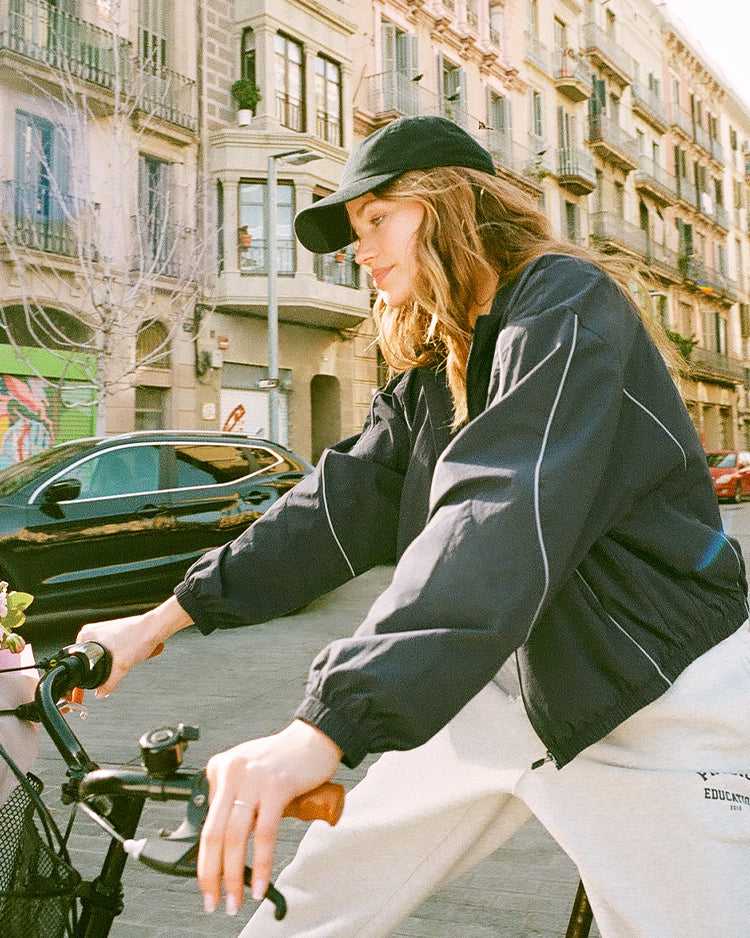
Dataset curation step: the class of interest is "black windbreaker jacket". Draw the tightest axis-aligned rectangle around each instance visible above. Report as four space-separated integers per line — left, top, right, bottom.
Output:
176 254 748 769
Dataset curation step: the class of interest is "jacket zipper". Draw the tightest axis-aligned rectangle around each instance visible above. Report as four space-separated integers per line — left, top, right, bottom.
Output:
531 751 556 770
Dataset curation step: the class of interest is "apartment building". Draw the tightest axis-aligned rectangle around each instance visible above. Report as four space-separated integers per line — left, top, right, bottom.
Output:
201 0 375 462
0 0 377 466
0 0 202 461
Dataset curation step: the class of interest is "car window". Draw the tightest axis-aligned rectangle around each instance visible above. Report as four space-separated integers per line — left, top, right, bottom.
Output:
173 444 259 487
0 440 96 497
706 452 737 468
74 446 161 499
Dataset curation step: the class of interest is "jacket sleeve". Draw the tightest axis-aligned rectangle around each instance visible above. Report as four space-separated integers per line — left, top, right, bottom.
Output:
295 292 667 766
174 380 413 633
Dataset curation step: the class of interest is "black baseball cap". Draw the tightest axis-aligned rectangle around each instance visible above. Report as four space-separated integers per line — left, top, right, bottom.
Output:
294 116 496 254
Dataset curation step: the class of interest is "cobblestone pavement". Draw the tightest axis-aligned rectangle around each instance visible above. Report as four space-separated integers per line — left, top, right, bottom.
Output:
28 565 598 937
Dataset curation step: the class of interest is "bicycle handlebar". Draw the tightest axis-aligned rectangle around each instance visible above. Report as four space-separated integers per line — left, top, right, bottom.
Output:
32 641 346 921
35 641 112 775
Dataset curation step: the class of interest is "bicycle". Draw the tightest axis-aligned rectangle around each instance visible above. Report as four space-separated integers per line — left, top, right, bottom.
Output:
0 641 344 938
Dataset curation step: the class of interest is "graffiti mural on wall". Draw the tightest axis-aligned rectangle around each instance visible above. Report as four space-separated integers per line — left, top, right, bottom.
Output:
0 375 54 470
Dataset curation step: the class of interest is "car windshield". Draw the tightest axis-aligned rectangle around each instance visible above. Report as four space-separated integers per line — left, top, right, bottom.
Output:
0 440 98 497
706 452 737 469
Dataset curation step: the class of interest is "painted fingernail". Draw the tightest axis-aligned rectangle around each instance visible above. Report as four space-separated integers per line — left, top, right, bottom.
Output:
252 880 268 902
203 894 216 914
225 894 238 916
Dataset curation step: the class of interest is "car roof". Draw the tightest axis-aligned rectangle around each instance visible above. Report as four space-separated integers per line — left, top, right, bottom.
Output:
72 431 286 449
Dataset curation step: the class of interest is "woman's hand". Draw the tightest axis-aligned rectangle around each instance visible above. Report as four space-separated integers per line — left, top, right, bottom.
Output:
198 719 343 916
76 595 193 696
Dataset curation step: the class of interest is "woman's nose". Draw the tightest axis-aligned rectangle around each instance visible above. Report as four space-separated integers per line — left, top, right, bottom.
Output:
353 238 370 266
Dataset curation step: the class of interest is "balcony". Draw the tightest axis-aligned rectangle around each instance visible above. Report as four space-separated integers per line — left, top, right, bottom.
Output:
132 216 193 280
1 180 96 259
680 254 738 303
675 174 697 208
587 114 639 172
0 0 131 92
630 82 667 133
0 1 197 136
709 137 725 165
314 250 360 290
134 61 197 134
644 240 681 281
690 346 745 383
238 238 295 277
633 157 677 207
555 146 597 194
364 72 426 122
581 22 633 86
590 211 648 257
524 31 551 75
480 129 544 192
552 50 592 102
692 121 712 158
669 104 694 139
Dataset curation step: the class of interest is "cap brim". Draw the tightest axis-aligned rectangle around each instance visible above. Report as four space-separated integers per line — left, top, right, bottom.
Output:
294 171 401 253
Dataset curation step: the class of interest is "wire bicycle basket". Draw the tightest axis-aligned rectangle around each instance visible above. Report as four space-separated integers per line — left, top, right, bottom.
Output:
0 771 80 938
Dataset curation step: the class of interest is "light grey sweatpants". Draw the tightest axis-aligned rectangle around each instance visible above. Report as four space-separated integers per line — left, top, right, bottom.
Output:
242 623 750 937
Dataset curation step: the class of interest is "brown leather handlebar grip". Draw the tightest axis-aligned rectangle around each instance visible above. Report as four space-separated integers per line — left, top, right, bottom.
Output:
283 782 345 826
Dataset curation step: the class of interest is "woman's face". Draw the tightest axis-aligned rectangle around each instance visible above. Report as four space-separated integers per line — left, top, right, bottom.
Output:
346 193 425 307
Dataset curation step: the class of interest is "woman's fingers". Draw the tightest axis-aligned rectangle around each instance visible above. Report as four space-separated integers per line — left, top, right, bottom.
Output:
197 722 343 916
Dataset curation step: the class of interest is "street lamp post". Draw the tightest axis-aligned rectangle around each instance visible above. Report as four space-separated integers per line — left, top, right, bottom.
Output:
266 148 322 442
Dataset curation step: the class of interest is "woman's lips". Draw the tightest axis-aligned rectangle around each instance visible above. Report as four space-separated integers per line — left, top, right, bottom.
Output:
371 267 391 289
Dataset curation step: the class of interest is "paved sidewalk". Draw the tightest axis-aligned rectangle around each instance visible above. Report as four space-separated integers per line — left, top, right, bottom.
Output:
32 566 597 937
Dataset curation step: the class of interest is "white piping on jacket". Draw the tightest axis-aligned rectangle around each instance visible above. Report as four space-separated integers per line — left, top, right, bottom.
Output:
576 570 673 687
523 314 580 643
320 450 356 577
622 389 687 470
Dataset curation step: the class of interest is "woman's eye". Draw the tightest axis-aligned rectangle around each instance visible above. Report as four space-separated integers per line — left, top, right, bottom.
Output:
371 215 383 227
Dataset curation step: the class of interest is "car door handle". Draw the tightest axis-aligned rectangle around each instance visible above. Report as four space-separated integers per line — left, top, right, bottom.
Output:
137 503 167 518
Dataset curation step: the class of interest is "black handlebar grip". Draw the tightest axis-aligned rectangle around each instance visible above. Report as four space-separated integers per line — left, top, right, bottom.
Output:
57 642 113 690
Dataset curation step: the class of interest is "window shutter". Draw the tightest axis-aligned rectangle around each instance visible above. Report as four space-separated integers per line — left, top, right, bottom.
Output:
401 32 418 78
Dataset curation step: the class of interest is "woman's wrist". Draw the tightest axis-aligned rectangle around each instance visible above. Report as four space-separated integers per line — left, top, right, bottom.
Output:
143 595 194 644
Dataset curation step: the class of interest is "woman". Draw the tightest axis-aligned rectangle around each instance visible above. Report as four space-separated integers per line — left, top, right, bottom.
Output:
78 116 750 936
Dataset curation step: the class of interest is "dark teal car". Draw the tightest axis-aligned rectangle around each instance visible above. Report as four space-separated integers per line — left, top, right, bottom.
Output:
0 431 312 624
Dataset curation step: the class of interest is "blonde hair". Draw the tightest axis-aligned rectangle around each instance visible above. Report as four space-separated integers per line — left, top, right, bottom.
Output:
370 167 677 427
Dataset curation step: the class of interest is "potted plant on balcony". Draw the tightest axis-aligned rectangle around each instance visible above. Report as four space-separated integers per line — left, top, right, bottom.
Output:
231 78 262 126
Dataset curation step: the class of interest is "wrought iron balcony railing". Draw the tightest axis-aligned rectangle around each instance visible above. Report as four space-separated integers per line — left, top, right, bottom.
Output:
1 179 97 258
1 0 131 90
1 0 196 131
314 250 360 289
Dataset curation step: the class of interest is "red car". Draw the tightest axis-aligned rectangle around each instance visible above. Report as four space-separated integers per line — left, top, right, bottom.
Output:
705 450 750 502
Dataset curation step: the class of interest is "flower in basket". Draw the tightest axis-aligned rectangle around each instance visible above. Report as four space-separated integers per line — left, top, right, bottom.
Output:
0 581 33 654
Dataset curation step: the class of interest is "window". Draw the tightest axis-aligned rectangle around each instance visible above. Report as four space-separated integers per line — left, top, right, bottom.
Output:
440 57 467 126
238 180 295 275
242 28 256 86
136 320 171 368
613 181 625 217
138 154 172 270
381 22 419 115
275 33 304 131
172 443 297 488
553 18 567 54
14 111 72 255
135 387 167 430
564 201 580 243
530 89 544 141
528 0 539 35
140 0 172 67
75 445 161 499
315 55 342 145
